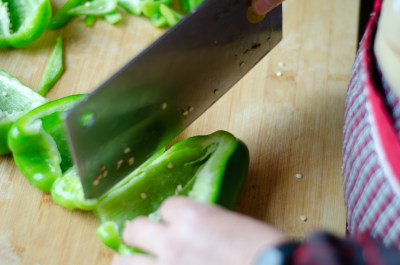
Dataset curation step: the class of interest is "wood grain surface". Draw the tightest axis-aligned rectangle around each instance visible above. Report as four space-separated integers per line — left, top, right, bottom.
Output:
0 0 360 264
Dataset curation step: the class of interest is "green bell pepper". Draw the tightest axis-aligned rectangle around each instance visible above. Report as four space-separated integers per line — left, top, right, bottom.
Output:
0 70 47 154
68 0 118 16
38 36 64 96
6 86 249 255
48 0 85 30
8 94 86 191
0 0 52 48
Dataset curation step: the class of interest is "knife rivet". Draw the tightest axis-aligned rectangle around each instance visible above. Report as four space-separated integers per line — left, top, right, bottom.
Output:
161 102 168 110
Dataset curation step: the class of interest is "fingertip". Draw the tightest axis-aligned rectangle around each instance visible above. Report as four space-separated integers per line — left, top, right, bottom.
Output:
252 0 282 15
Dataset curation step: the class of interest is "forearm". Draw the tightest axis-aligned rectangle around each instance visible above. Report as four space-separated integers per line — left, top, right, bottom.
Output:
374 0 400 97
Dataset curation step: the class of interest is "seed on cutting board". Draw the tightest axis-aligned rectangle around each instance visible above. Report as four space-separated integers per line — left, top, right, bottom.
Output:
127 156 135 165
276 71 283 77
123 147 131 154
295 173 303 179
115 159 123 170
141 193 147 199
167 163 173 169
278 61 286 67
300 215 308 222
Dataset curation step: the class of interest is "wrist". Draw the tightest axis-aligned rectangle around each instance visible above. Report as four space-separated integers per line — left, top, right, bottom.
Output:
374 0 400 97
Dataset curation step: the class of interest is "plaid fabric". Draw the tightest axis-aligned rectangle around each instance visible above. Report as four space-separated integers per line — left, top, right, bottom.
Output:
342 0 400 251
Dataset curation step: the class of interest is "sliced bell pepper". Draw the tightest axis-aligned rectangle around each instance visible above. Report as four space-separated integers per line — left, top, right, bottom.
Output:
0 70 47 154
6 84 249 255
180 0 203 13
68 0 118 16
38 36 64 96
118 0 143 16
0 0 52 48
8 94 86 191
48 0 85 30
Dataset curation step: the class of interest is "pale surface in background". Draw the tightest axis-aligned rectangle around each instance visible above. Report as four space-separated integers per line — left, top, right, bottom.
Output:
0 0 360 263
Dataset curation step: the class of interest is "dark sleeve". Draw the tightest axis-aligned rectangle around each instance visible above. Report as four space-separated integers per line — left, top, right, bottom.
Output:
254 233 400 265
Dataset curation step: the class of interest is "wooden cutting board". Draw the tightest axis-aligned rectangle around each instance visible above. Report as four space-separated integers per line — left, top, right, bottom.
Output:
0 0 360 264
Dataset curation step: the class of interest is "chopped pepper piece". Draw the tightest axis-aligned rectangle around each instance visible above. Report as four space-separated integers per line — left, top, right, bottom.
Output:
95 131 249 234
38 36 64 96
118 0 143 16
48 0 85 30
68 0 118 16
0 70 47 154
8 94 86 191
0 0 52 48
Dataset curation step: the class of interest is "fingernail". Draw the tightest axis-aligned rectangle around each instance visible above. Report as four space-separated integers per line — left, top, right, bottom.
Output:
253 0 275 15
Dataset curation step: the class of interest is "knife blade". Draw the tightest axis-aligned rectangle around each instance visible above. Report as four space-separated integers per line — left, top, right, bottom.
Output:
64 0 282 199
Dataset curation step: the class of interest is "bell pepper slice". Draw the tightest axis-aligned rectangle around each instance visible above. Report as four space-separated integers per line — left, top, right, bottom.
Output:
51 166 98 210
0 0 52 48
180 0 203 13
68 0 118 16
38 36 64 96
95 130 249 233
118 0 143 16
8 94 86 191
0 70 47 154
104 11 123 25
48 0 85 30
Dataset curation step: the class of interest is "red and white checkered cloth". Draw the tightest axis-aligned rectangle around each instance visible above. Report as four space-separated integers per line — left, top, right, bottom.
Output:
343 0 400 251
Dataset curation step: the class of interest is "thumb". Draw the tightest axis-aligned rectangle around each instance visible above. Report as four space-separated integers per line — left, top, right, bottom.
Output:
252 0 283 15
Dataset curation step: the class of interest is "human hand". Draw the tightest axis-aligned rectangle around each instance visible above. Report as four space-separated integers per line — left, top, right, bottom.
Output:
112 197 289 265
252 0 284 15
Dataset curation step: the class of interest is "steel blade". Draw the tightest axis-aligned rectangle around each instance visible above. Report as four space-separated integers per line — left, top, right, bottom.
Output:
65 0 282 198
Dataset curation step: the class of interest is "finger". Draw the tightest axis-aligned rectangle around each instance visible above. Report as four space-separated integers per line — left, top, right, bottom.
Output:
122 216 167 253
112 254 156 265
159 196 195 222
252 0 283 15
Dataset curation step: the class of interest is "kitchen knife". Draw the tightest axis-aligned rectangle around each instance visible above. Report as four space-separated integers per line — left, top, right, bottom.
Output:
64 0 282 199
